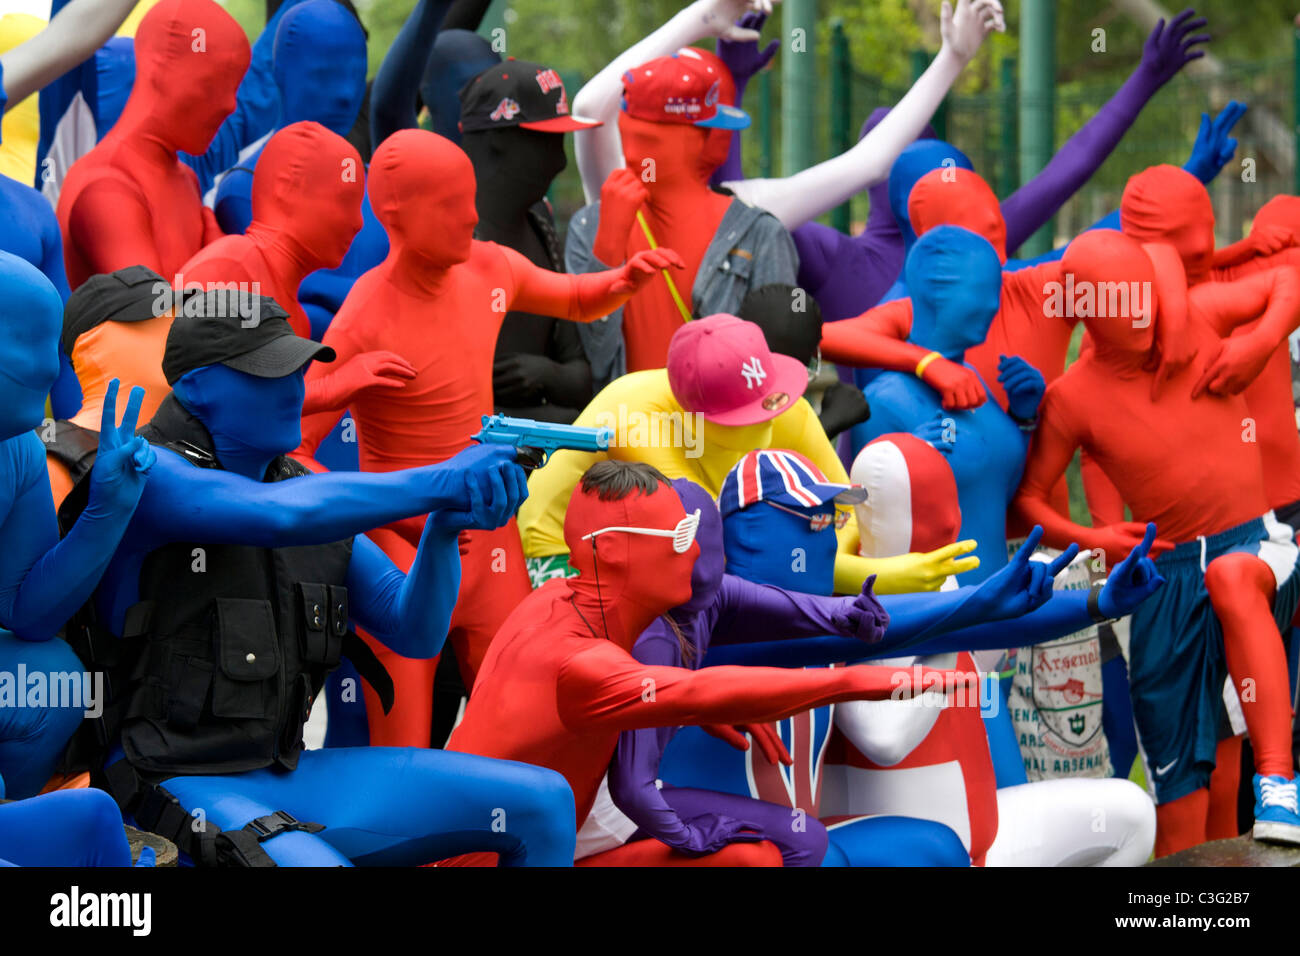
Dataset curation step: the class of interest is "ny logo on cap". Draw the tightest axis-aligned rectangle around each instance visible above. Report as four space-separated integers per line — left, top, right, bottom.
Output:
490 97 521 122
741 356 767 390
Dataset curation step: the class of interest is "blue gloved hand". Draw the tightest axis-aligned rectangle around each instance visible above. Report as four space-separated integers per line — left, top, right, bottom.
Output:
913 410 956 455
134 845 156 868
429 444 528 532
84 379 156 520
997 355 1045 423
961 527 1079 622
1097 522 1166 618
1184 101 1247 184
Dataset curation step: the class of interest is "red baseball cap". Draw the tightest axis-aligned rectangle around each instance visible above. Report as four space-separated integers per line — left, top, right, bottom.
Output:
621 48 750 131
667 314 808 427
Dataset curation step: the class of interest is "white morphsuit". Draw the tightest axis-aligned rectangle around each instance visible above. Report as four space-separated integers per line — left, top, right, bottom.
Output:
823 437 1157 866
571 0 1005 228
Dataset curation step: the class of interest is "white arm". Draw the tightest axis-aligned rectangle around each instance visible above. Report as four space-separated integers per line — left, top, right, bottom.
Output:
833 655 949 766
1 0 140 108
572 0 775 204
725 0 1005 229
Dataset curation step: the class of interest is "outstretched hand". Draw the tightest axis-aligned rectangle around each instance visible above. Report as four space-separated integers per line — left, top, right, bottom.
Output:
964 526 1078 622
1184 100 1246 183
1096 523 1167 618
997 355 1045 423
1139 7 1210 89
86 378 156 518
611 248 686 294
430 445 528 532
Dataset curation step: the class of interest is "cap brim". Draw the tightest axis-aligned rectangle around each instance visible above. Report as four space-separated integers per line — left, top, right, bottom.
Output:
695 105 751 130
699 353 810 427
519 115 604 132
223 335 336 378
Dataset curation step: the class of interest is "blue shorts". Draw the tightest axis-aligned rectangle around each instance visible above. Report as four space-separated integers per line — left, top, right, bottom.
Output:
1129 513 1300 804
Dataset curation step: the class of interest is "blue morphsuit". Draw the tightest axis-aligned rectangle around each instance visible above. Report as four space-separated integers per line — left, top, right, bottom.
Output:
94 361 574 866
419 30 500 144
370 0 454 148
858 227 1035 585
212 0 369 236
0 253 156 797
0 63 80 417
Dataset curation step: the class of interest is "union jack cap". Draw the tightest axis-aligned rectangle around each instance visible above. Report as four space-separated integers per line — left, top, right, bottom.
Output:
719 449 867 520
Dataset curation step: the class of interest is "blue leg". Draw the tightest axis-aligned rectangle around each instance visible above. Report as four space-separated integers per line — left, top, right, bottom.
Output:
824 815 970 866
1102 653 1138 779
0 789 132 866
160 747 576 866
0 633 86 798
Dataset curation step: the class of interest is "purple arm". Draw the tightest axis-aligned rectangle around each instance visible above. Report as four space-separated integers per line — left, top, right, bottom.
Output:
1001 8 1209 255
711 11 778 187
609 629 755 855
711 573 888 646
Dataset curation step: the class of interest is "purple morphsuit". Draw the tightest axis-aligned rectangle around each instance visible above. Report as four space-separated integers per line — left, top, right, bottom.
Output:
791 8 1218 322
607 478 887 865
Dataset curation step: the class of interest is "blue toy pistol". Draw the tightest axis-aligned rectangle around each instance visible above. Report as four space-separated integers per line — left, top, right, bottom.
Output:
472 414 612 469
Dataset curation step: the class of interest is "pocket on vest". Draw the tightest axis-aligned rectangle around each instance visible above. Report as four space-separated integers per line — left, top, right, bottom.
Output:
211 598 281 719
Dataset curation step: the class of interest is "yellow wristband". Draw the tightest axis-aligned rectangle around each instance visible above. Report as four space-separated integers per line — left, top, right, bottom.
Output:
915 351 942 379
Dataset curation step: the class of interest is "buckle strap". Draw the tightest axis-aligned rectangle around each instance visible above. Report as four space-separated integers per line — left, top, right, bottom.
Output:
245 809 325 841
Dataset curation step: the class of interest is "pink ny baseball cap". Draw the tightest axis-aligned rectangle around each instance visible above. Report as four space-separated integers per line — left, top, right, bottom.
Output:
666 314 808 426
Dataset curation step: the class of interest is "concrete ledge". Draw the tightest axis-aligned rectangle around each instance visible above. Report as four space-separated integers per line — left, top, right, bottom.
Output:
1147 834 1300 867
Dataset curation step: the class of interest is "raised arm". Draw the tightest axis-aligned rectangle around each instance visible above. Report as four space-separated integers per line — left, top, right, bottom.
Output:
571 0 774 203
1001 9 1210 255
0 383 154 642
370 0 453 147
0 0 138 108
557 638 975 732
725 0 1004 230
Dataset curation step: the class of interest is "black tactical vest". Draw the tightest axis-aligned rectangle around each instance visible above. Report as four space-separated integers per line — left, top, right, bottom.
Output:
116 395 354 778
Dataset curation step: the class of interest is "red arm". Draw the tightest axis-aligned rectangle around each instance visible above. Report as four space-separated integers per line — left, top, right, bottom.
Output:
556 640 973 733
1013 390 1100 553
504 244 683 323
820 299 987 411
1191 262 1300 398
294 323 365 465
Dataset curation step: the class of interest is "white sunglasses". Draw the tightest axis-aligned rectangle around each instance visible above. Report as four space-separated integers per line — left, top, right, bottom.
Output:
581 508 702 554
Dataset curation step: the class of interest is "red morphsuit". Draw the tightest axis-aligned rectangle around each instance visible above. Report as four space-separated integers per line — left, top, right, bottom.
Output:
57 0 249 289
445 468 976 864
591 51 738 372
295 129 680 745
1118 165 1300 515
179 121 412 416
1012 230 1296 856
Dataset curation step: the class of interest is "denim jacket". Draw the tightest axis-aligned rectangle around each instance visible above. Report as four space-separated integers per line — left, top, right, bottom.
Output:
564 191 799 391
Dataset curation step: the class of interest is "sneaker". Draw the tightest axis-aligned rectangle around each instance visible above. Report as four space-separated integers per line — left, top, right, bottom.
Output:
1252 774 1300 845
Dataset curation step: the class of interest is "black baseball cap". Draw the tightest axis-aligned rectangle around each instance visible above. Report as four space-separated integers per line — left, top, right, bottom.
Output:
162 288 335 385
63 265 170 356
459 58 602 134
